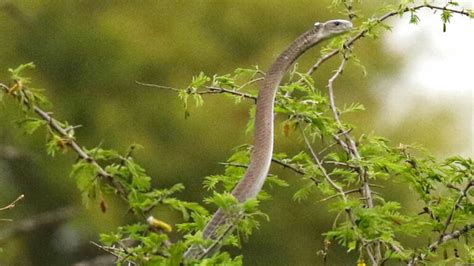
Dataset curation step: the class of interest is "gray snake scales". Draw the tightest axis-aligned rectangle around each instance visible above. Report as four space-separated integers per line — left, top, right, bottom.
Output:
183 19 352 261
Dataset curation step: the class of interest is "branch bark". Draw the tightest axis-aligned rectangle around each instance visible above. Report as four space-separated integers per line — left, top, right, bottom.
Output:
0 83 129 200
306 3 472 75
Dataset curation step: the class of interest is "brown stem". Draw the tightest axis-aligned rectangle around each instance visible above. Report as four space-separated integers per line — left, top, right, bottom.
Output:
0 83 128 200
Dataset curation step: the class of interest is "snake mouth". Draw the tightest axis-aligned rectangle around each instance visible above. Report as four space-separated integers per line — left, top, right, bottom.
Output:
345 21 354 30
324 19 353 34
345 21 353 29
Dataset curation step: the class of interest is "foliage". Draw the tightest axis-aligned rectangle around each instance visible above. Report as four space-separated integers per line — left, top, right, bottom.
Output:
0 1 473 265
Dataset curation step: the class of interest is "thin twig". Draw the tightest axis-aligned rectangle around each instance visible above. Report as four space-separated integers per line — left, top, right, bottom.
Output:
33 106 128 197
326 54 374 208
306 4 472 76
273 157 325 184
325 53 383 261
0 194 24 211
236 77 265 90
407 223 474 265
219 157 321 184
271 158 307 176
218 162 248 168
318 189 382 203
300 126 377 265
318 188 360 202
90 241 136 265
439 180 474 240
407 180 474 265
325 160 356 168
301 128 346 199
0 83 128 199
136 81 258 102
201 86 257 102
342 0 357 20
317 142 338 156
134 81 180 92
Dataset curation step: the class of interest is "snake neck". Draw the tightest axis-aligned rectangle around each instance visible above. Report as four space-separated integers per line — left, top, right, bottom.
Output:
231 28 325 201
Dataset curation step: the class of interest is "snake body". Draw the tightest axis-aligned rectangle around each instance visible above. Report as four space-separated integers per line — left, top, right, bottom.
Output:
184 19 352 260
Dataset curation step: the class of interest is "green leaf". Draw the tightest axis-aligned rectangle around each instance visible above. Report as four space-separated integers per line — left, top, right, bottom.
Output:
16 117 46 134
99 233 121 245
71 163 97 189
347 240 357 252
330 168 358 184
409 10 420 24
340 102 365 115
468 9 474 19
189 72 210 89
293 182 316 202
23 87 51 108
177 89 190 118
132 175 151 191
70 162 98 206
234 65 260 78
192 93 204 107
350 55 368 76
441 10 452 32
204 192 238 211
125 159 150 190
8 62 35 83
46 134 67 157
203 175 226 190
212 74 236 89
265 175 289 187
86 147 121 161
245 106 256 135
242 198 260 212
222 234 240 247
164 198 207 221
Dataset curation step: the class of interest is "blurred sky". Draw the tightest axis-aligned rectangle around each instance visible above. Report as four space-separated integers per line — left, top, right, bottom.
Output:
378 0 473 156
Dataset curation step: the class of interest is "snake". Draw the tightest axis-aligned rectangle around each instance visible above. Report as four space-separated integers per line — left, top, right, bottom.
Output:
183 19 353 261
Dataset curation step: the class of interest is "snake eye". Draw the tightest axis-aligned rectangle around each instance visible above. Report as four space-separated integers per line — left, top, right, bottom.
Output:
334 21 341 26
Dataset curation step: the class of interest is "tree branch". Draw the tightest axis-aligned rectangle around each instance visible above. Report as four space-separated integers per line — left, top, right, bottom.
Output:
326 54 374 208
439 180 474 237
306 4 472 75
0 194 24 211
300 126 377 265
136 80 259 102
219 157 321 184
0 83 128 200
325 53 384 261
407 223 474 265
407 180 474 265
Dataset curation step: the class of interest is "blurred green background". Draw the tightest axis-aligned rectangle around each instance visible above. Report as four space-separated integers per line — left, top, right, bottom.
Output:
0 1 471 265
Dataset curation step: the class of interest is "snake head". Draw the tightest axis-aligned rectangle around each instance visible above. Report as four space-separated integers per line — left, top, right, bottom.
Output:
315 19 353 38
